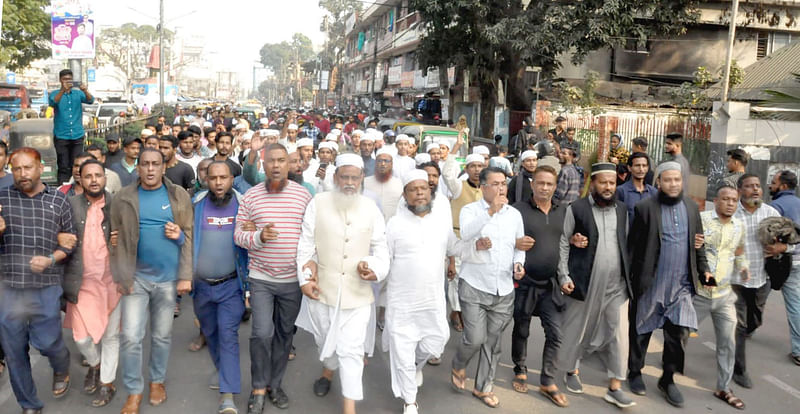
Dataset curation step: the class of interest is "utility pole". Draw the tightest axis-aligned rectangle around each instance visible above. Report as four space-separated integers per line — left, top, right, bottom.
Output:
158 0 165 108
721 0 739 102
369 26 379 114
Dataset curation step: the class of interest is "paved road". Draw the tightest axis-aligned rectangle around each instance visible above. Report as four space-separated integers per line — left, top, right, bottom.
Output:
2 291 798 414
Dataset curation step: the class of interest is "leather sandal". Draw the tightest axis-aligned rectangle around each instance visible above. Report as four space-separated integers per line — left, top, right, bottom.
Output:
714 390 745 410
472 390 500 408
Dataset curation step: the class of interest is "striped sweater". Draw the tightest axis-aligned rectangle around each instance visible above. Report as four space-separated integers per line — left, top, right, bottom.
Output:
234 180 312 282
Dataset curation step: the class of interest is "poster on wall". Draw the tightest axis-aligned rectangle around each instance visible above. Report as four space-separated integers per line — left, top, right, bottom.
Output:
51 1 95 59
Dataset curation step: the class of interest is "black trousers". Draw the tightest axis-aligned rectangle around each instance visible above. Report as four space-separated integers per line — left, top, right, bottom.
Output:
732 282 771 375
628 302 689 382
511 282 563 386
54 137 84 184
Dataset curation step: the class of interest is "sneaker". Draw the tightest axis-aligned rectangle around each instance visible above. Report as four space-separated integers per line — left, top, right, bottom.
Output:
604 388 636 408
403 402 419 414
628 373 646 396
790 354 800 366
416 369 423 387
313 377 331 397
657 378 684 408
269 387 289 409
219 396 238 414
733 372 753 389
565 373 583 394
209 370 220 390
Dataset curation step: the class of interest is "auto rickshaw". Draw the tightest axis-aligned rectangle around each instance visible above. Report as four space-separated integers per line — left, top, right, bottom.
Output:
9 118 58 184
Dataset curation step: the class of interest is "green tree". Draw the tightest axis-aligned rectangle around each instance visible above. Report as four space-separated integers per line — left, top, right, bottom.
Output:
411 0 700 135
95 23 174 95
318 0 362 68
0 0 50 72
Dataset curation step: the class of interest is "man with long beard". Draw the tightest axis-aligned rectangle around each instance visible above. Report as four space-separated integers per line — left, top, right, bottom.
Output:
192 161 249 414
295 153 389 414
558 163 635 408
365 149 403 223
384 169 459 414
234 144 312 413
731 174 781 389
627 162 711 407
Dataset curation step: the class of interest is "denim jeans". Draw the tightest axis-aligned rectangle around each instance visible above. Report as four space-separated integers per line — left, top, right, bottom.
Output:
784 265 800 357
120 277 177 394
0 285 71 410
693 293 737 391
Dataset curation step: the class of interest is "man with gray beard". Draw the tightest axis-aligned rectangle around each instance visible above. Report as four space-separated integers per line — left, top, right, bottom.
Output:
731 174 781 389
295 153 389 414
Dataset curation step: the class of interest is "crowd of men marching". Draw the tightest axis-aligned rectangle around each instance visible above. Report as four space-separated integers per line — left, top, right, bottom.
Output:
1 71 799 414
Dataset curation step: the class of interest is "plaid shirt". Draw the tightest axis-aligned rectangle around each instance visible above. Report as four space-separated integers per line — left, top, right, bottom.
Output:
0 185 75 288
733 201 780 289
554 164 580 205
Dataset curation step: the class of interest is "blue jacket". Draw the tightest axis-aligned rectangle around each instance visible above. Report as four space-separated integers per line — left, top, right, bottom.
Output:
192 190 249 296
771 190 800 225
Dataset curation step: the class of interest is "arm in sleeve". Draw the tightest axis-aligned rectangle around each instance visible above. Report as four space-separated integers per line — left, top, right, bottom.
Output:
558 205 576 286
362 207 390 283
242 151 263 186
442 156 463 199
553 171 566 202
459 203 491 242
693 208 710 275
734 221 749 272
512 211 526 265
296 199 317 287
176 192 194 281
321 166 336 192
57 198 76 256
233 194 261 250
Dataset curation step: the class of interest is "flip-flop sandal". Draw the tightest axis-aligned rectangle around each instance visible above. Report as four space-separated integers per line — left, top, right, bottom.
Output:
512 375 528 393
426 357 441 366
714 390 745 410
472 391 500 408
540 387 569 407
450 369 466 392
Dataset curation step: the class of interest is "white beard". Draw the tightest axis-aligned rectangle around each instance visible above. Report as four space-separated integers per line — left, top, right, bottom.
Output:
332 187 359 211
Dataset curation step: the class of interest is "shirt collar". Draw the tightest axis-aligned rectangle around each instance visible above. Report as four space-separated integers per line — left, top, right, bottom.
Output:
774 190 796 199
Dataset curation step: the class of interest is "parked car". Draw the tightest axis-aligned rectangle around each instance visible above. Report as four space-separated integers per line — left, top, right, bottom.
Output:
95 102 134 127
9 119 58 184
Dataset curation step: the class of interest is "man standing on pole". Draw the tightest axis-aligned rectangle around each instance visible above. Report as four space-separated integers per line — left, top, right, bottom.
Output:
49 69 94 184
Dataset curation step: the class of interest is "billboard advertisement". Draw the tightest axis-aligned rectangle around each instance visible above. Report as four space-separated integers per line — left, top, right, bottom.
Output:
51 1 95 59
132 83 179 107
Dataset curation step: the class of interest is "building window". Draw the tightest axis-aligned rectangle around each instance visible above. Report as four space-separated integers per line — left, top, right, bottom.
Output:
623 38 650 54
757 31 794 59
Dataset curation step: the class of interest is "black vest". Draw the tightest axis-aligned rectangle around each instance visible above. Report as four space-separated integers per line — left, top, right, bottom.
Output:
566 197 631 301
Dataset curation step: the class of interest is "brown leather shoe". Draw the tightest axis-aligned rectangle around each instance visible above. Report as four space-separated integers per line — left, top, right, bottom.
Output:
93 383 116 407
83 364 100 394
52 371 70 398
149 382 167 406
120 394 143 414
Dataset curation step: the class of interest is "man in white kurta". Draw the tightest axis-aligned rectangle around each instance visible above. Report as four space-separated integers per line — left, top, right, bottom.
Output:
296 153 389 414
364 149 404 223
384 170 457 414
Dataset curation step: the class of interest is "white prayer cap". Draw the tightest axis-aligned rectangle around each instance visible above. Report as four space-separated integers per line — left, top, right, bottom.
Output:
365 128 379 136
376 147 394 158
402 169 429 187
242 131 254 141
287 123 298 131
465 153 485 166
360 133 375 143
472 145 490 155
330 128 342 136
520 150 538 162
371 130 385 142
396 134 415 144
140 129 154 137
287 147 297 154
426 142 439 153
439 140 453 150
234 123 248 130
325 133 338 142
318 142 336 151
203 121 213 128
415 153 431 165
335 153 364 171
259 117 270 125
351 129 364 137
297 138 313 148
422 135 433 144
656 161 681 178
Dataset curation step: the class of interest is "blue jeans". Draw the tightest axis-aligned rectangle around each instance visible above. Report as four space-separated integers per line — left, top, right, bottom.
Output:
193 276 245 394
784 265 800 357
120 277 177 394
0 285 70 410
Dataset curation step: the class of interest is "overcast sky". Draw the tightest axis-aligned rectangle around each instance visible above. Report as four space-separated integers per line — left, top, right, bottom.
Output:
91 0 327 90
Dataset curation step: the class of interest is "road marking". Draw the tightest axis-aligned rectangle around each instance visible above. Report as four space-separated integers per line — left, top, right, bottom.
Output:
703 341 716 351
0 354 42 408
763 375 800 400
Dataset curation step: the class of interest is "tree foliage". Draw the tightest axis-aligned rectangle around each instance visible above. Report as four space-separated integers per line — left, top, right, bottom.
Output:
95 23 174 91
318 0 362 68
0 0 51 72
411 0 701 134
259 33 315 75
